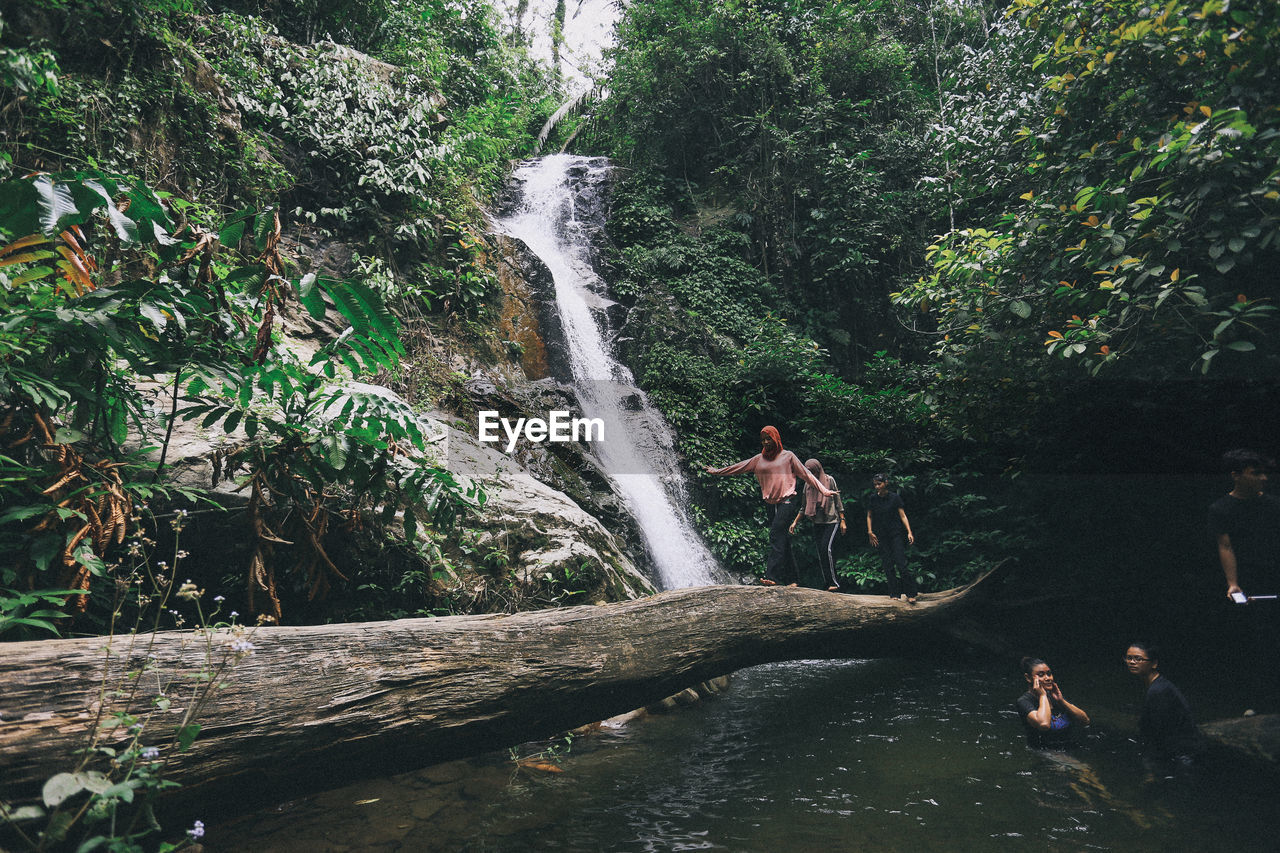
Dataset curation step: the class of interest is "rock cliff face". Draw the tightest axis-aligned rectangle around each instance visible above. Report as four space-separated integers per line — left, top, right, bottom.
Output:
137 200 653 619
441 226 654 601
430 413 654 602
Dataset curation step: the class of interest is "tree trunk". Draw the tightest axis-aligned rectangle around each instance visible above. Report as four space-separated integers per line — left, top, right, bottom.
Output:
0 568 1006 809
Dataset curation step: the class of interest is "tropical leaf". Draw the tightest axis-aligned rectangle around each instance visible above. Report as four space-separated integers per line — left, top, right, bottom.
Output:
32 175 79 236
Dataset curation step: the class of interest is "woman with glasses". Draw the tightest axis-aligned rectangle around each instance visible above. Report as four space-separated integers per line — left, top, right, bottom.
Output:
1124 641 1200 773
1015 656 1091 750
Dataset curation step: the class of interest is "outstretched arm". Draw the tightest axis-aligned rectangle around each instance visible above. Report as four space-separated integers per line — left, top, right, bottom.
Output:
790 454 835 497
705 455 759 477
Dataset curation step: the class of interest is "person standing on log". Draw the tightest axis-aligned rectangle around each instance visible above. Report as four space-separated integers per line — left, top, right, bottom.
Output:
866 472 918 603
789 458 846 591
1124 641 1200 776
706 426 835 586
1015 656 1090 750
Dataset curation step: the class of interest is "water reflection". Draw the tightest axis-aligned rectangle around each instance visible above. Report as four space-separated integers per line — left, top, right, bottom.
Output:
210 660 1279 852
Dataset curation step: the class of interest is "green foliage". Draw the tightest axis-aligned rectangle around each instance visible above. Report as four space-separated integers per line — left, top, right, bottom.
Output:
0 168 477 629
3 2 555 324
0 587 80 639
601 146 1015 585
899 0 1280 376
0 18 60 100
1 511 248 853
590 0 970 363
202 8 552 312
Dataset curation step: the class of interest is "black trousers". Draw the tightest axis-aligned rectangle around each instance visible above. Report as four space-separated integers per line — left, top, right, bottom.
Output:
765 495 800 584
878 533 917 598
814 522 839 589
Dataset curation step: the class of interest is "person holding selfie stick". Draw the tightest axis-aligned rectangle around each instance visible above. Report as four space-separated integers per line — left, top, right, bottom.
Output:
1209 448 1280 603
1209 449 1280 706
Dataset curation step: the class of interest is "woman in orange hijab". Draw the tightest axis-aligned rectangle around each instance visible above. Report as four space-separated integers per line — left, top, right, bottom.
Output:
706 426 835 585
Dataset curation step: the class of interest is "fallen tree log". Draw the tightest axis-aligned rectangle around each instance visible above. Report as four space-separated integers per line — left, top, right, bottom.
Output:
0 567 1007 809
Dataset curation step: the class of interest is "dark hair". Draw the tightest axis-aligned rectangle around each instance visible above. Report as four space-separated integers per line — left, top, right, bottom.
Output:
872 472 889 483
1020 656 1047 675
1127 640 1159 662
1222 448 1273 475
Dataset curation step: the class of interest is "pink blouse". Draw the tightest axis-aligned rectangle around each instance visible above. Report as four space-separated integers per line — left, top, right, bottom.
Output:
709 450 832 504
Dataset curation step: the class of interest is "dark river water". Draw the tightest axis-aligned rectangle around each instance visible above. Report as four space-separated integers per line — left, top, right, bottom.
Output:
209 658 1278 852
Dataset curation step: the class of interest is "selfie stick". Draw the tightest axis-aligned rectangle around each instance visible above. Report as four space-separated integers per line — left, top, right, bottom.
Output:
1233 592 1278 603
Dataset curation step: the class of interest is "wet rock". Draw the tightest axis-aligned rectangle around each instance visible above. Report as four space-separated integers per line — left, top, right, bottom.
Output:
458 769 509 802
484 810 561 837
455 378 650 569
408 796 450 822
436 415 654 601
602 298 628 334
416 760 471 786
1202 712 1280 764
496 234 572 382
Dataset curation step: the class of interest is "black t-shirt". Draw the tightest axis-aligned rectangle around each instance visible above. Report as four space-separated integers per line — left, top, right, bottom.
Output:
1014 691 1080 750
867 491 906 537
1208 493 1280 589
1139 676 1199 760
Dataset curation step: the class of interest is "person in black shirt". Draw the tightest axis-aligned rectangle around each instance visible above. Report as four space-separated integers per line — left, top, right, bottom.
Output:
1124 641 1199 775
1014 656 1090 750
865 473 917 602
1208 448 1280 601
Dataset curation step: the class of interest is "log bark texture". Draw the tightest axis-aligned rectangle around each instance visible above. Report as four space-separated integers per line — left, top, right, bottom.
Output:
0 570 1004 808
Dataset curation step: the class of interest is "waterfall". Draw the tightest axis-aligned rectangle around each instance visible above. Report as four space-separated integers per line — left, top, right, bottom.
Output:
498 154 726 589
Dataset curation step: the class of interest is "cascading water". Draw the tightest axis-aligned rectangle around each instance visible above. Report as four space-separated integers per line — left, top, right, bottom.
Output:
498 154 726 589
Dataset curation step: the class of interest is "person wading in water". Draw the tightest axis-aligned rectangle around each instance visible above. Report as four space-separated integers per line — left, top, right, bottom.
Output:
706 426 835 586
1015 656 1090 751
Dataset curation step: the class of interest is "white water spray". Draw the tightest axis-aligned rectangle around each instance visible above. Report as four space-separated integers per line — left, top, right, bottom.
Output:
498 155 726 589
